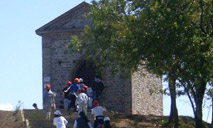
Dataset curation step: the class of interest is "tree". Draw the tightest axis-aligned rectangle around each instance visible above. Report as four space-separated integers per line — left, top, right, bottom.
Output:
133 1 213 127
70 0 180 126
69 0 213 127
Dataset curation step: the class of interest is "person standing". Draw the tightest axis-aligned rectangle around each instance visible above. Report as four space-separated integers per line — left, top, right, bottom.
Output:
79 78 86 89
43 84 56 119
63 81 72 110
53 110 68 128
91 75 104 102
86 87 93 109
76 88 89 115
73 111 93 128
79 78 89 93
64 78 81 112
91 100 106 128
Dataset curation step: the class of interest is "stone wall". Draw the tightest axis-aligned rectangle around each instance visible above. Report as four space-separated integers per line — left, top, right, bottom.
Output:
102 71 132 114
42 33 82 104
132 66 163 115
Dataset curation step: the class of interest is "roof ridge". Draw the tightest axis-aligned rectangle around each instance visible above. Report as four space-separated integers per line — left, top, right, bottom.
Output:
36 1 90 35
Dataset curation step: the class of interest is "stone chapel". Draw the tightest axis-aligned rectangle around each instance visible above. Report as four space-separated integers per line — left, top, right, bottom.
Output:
36 2 163 115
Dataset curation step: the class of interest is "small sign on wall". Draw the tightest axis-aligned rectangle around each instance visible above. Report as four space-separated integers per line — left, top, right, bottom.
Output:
44 77 50 82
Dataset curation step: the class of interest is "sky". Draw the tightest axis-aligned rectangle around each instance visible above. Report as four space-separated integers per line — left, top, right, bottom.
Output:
0 0 212 123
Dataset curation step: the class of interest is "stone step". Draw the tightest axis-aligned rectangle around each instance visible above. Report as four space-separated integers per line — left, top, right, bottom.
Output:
23 109 95 128
23 109 163 128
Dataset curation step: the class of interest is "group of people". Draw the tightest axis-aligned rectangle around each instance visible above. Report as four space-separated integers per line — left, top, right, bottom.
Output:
62 76 105 112
53 102 111 128
42 76 110 128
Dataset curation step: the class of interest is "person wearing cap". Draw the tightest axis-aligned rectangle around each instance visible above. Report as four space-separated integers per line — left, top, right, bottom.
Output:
62 81 72 110
43 84 56 119
79 78 85 89
79 78 89 90
91 100 106 128
64 78 81 112
53 110 68 128
73 111 93 128
76 88 89 115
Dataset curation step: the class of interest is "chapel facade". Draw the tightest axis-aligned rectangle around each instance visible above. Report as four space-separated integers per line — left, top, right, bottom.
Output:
36 2 163 115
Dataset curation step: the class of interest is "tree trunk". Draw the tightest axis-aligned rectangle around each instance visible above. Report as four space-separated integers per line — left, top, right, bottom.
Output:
194 80 206 128
195 100 203 128
168 75 179 128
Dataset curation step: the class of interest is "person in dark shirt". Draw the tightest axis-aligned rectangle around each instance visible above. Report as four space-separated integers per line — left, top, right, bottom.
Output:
91 75 104 102
73 111 93 128
62 81 72 110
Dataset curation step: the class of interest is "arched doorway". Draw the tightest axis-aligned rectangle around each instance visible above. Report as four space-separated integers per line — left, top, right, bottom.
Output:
73 59 96 87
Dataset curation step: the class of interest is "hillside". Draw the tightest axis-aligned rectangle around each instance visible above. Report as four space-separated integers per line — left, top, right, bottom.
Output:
0 110 212 128
0 110 25 128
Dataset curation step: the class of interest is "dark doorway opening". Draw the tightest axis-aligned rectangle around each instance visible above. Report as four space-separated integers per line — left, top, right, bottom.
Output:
74 60 96 87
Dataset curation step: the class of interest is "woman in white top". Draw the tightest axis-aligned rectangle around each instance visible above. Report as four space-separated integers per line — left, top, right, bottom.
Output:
53 110 68 128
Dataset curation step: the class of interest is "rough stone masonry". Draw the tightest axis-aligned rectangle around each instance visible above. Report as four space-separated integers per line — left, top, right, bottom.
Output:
36 2 163 115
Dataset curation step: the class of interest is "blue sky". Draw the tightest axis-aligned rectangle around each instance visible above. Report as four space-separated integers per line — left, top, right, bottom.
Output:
0 0 211 123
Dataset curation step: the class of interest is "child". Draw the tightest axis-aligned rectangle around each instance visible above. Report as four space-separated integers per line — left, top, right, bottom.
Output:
73 111 93 128
53 110 68 128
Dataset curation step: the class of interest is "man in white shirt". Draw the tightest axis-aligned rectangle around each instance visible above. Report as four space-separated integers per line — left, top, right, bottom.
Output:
91 100 106 128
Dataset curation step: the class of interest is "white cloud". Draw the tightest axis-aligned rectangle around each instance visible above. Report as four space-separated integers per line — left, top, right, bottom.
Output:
0 104 13 111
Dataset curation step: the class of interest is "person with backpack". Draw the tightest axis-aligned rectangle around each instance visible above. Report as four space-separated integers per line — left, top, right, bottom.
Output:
91 100 106 128
73 111 93 128
76 88 89 115
62 81 72 110
53 110 68 128
43 84 56 119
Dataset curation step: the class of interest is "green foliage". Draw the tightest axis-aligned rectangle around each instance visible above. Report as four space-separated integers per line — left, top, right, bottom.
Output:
69 36 82 52
70 0 212 78
69 0 212 127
